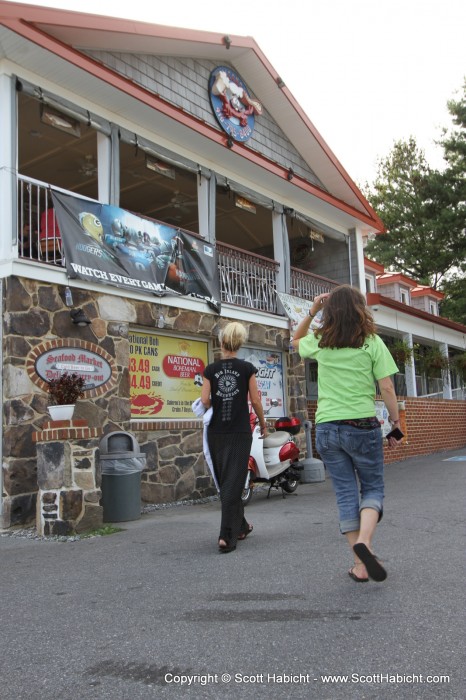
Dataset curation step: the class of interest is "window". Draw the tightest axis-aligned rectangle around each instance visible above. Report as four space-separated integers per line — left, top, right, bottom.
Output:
365 274 375 293
400 289 410 305
429 301 437 315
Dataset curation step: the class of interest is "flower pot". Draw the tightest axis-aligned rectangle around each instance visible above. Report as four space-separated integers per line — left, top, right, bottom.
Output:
48 404 75 421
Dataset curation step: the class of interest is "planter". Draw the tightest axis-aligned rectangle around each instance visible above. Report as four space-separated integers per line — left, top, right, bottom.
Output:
48 404 75 421
388 339 413 366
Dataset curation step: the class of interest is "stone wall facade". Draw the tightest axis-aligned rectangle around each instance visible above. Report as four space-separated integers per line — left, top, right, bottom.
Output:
2 275 303 529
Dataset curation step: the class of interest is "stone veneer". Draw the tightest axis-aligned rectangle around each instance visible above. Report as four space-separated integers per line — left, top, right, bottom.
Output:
33 419 102 535
2 275 307 530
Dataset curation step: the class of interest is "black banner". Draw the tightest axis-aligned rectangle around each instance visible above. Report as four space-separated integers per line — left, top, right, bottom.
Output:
51 191 221 312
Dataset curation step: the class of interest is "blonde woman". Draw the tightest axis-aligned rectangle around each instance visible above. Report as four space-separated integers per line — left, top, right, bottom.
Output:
201 322 266 553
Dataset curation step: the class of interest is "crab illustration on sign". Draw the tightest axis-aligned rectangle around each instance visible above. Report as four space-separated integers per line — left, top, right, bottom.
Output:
209 66 263 142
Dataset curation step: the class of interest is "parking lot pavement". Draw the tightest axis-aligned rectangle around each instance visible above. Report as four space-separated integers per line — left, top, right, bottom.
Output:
0 447 465 699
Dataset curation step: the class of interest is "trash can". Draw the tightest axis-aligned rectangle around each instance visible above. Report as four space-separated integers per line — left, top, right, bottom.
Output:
99 431 146 522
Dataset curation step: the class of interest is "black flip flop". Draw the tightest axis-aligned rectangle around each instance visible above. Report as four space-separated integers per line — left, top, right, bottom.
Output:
348 565 368 583
353 543 387 582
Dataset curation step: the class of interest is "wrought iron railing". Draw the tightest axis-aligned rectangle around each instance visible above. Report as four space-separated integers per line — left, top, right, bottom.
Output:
217 243 279 313
290 266 338 300
18 176 64 266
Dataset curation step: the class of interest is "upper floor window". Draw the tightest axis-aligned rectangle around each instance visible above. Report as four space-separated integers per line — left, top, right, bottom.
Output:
365 274 376 293
400 288 410 305
18 91 98 201
429 301 438 315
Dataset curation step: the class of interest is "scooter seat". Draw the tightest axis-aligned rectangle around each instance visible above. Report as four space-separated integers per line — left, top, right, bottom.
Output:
263 430 290 448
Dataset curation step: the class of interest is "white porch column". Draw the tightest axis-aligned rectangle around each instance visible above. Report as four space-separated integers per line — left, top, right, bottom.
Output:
0 72 16 261
197 172 211 241
272 210 288 294
403 333 417 397
440 342 453 399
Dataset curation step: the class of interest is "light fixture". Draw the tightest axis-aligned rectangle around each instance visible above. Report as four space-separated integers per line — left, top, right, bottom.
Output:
70 308 92 327
40 104 81 137
276 76 286 88
223 35 231 49
145 156 176 179
235 196 256 214
287 167 294 181
226 136 234 149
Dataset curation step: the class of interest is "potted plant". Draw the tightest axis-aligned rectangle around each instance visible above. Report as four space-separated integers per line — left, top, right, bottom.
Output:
451 353 466 382
387 338 413 366
420 347 450 378
47 372 85 420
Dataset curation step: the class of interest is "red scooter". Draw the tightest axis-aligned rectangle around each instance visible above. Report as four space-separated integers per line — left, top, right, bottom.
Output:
242 400 303 505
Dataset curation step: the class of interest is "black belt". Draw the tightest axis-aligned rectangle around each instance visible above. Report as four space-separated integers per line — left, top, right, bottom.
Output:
331 417 381 430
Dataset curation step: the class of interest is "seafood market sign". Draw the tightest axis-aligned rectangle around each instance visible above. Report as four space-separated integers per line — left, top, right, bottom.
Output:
209 66 263 142
29 340 115 397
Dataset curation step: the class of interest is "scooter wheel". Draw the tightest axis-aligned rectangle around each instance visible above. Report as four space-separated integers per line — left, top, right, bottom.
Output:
282 479 298 493
241 486 253 506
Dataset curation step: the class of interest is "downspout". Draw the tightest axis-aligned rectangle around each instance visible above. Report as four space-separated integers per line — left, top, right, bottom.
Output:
347 232 353 286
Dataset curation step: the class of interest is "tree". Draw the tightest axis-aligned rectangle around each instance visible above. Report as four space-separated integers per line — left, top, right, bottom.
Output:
363 82 466 323
431 81 466 322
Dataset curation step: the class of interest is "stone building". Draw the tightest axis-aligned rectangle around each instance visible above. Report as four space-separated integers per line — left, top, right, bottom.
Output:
0 3 464 532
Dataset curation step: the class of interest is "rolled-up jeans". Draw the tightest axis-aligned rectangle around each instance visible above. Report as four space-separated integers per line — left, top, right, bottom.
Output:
315 422 384 534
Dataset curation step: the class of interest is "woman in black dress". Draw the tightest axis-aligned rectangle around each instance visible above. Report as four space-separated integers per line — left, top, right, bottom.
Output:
201 322 267 553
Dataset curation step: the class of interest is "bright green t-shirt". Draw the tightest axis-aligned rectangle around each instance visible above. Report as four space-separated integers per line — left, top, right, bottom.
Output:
298 333 398 424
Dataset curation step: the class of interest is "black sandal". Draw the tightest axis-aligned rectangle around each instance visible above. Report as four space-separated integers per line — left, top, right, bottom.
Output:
218 538 236 554
238 524 253 541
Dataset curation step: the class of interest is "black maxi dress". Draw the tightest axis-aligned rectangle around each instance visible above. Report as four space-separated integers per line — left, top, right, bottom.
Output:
203 358 256 547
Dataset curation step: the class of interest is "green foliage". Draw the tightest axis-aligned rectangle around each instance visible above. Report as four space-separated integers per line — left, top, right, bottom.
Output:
387 339 413 366
439 276 466 325
363 81 466 324
47 372 85 406
451 353 466 381
416 347 450 378
80 525 124 538
363 138 456 287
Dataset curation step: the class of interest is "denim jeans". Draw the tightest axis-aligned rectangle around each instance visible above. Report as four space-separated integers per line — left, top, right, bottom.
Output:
315 422 384 534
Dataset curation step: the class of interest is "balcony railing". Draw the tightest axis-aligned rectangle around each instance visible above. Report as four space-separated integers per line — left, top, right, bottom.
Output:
17 175 338 314
18 176 64 266
217 242 279 313
290 266 339 300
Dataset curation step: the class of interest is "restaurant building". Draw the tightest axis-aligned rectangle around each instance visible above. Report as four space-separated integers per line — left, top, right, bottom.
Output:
0 2 464 531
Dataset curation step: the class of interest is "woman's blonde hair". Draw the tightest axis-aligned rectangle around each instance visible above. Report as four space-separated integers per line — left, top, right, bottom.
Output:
220 322 247 352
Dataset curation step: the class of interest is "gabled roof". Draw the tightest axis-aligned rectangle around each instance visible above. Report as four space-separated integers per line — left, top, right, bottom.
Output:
411 285 444 300
0 1 384 232
364 257 385 274
376 272 419 289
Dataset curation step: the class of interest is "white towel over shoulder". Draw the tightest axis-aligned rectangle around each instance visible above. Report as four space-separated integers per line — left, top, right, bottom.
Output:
192 399 219 492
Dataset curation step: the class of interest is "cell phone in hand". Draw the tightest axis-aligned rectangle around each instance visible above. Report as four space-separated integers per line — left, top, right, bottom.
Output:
386 427 404 441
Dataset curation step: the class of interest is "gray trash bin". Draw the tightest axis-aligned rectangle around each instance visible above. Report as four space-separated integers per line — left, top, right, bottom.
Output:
99 431 146 522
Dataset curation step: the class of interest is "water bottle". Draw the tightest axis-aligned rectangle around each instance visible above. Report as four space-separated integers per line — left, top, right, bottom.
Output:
65 286 73 307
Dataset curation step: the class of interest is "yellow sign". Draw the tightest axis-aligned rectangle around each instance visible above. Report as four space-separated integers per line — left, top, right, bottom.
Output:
129 332 209 419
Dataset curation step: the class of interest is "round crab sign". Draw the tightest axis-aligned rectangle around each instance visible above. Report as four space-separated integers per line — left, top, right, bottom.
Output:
209 66 263 143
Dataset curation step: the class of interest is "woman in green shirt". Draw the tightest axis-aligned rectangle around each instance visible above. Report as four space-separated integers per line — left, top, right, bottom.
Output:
291 285 402 583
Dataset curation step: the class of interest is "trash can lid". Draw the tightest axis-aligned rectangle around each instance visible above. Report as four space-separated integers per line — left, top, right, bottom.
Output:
99 431 140 455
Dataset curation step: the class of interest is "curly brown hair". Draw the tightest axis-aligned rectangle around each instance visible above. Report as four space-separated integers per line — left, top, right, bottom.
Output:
316 285 376 349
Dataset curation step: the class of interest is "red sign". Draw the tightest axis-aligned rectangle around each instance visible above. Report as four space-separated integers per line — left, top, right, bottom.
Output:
162 354 205 379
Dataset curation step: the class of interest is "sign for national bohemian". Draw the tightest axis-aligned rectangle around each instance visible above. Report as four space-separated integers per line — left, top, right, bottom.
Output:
52 191 221 312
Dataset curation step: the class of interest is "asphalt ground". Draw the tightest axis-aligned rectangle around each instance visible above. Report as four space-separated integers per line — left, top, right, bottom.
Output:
0 448 465 700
